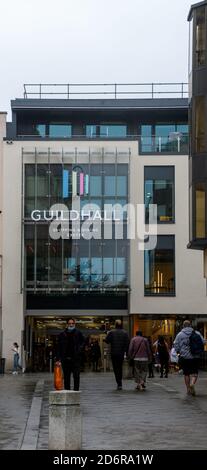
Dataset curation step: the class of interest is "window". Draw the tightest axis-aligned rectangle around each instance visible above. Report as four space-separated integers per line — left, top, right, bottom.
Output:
86 125 98 138
100 125 127 137
141 123 188 153
144 235 175 296
195 96 206 152
90 176 102 196
49 124 72 138
195 183 206 238
25 225 35 282
35 124 46 137
144 167 174 223
85 124 127 138
196 7 206 67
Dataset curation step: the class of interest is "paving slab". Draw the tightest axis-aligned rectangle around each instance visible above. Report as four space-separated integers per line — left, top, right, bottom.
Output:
1 370 207 450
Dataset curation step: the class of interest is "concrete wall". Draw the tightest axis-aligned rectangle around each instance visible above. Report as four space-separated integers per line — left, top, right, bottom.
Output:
0 113 7 356
2 139 24 367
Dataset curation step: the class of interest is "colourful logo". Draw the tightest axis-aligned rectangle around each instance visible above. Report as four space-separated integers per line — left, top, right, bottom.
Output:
62 168 89 198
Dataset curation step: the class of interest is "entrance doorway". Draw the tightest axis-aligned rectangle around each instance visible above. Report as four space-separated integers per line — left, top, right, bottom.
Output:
25 315 129 371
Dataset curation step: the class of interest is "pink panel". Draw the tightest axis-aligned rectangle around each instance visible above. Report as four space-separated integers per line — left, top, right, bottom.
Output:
80 173 84 195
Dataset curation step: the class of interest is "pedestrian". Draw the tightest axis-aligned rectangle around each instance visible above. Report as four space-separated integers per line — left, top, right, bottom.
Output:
174 320 204 396
156 336 170 378
12 342 21 374
56 318 85 391
128 331 151 391
104 319 129 390
169 344 179 372
90 339 101 372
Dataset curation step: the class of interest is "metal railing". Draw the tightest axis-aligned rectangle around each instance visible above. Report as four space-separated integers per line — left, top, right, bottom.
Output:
23 82 188 100
17 133 189 153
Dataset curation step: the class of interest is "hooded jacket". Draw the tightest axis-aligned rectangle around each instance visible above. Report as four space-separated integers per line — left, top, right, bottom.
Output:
174 327 198 359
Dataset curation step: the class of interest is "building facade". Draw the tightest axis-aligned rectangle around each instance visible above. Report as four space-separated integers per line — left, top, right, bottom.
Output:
188 2 207 275
1 83 207 370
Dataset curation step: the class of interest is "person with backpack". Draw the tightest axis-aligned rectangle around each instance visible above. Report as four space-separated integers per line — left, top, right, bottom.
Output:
174 320 204 396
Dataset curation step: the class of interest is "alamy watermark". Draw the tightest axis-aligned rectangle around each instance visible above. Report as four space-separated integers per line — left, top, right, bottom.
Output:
31 200 158 250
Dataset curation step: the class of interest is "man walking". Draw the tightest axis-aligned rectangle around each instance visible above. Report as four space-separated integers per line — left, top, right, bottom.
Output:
105 319 129 390
56 318 85 391
174 320 204 396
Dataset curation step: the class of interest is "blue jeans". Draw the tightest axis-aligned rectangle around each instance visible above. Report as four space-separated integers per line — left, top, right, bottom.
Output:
13 353 21 372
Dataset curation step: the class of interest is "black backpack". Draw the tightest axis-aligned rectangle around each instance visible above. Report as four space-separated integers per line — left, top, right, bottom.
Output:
189 330 204 356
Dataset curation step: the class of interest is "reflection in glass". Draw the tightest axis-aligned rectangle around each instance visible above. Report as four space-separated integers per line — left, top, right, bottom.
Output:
144 236 175 296
145 167 174 223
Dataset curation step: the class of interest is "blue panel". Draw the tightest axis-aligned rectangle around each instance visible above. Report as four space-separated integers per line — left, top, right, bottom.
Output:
62 169 69 198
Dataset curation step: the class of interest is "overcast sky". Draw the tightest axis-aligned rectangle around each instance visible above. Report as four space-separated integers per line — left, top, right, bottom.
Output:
0 0 194 118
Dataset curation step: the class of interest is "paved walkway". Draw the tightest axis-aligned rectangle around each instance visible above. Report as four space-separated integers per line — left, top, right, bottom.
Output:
0 370 207 449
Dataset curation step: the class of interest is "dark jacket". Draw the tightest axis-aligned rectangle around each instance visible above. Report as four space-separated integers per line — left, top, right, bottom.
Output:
105 328 129 357
56 328 85 362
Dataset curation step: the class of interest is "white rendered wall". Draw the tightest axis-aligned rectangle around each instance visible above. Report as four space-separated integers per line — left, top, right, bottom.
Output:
130 149 207 315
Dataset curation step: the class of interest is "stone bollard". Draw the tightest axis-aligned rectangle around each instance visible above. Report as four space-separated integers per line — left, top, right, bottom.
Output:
49 390 82 450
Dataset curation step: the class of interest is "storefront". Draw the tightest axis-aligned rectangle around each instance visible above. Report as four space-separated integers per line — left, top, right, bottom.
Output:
25 314 129 371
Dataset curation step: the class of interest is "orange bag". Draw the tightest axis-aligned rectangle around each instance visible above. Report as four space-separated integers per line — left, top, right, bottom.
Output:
54 362 64 390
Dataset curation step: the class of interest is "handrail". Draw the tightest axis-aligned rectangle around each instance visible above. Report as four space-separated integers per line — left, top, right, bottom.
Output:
23 82 188 100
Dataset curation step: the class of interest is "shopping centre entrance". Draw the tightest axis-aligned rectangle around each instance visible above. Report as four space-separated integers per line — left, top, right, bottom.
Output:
25 315 129 372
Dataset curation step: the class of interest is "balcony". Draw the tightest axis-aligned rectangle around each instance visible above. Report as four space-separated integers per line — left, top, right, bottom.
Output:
17 133 189 155
140 133 189 154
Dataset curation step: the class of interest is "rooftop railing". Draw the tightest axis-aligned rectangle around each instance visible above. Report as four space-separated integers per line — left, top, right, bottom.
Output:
23 82 188 100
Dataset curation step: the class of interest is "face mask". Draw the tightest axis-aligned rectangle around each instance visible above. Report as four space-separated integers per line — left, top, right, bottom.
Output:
68 326 75 331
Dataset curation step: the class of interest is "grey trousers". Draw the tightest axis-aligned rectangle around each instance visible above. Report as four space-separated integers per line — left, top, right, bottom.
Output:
134 360 148 385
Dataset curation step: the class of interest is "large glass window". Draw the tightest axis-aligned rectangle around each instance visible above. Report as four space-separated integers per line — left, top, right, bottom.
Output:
145 167 174 223
90 176 102 196
35 124 46 137
25 225 35 283
36 225 49 285
144 235 175 296
24 162 129 290
100 125 127 137
196 7 206 67
141 123 188 153
49 124 72 138
25 165 35 217
195 96 206 152
85 124 127 138
195 183 206 238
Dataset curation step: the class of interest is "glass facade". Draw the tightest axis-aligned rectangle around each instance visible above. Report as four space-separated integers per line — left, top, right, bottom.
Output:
141 123 188 153
34 124 72 138
24 162 129 291
144 166 174 223
86 124 127 138
144 236 175 296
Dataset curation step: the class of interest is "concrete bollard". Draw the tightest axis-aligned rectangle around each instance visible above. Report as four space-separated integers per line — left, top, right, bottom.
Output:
49 390 82 450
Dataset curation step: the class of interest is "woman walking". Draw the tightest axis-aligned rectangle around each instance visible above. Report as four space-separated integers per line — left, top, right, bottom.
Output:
156 336 169 378
128 331 151 391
